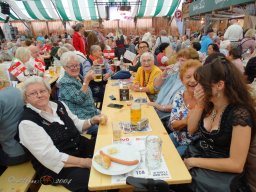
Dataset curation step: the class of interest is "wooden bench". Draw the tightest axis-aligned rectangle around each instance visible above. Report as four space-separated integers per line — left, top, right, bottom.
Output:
0 161 36 192
0 133 93 192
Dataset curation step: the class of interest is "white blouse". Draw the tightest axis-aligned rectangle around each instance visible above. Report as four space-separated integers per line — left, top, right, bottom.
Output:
19 101 85 174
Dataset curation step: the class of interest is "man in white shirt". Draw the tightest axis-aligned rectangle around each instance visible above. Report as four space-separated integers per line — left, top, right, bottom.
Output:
224 19 243 47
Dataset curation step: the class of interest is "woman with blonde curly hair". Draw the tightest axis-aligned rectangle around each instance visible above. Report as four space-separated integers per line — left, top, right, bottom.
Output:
149 48 200 123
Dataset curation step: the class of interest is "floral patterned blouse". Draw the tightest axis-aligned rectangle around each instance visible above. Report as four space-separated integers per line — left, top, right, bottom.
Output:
169 90 194 145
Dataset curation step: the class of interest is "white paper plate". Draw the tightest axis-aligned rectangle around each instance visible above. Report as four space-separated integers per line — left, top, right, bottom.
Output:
92 144 140 175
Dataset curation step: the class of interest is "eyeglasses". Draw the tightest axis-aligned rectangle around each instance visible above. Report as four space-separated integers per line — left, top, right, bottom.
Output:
141 59 152 63
66 65 80 70
27 89 48 98
139 46 148 49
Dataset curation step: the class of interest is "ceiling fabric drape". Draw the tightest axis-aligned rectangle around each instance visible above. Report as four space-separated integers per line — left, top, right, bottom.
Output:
2 0 179 21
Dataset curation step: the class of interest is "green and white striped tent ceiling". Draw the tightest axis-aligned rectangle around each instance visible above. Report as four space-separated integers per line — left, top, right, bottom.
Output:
0 0 180 21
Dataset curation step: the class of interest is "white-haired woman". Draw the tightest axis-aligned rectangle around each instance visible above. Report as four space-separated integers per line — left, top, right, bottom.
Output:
219 40 231 56
58 51 100 135
15 47 31 64
130 52 161 100
83 45 113 105
9 47 32 81
17 76 106 191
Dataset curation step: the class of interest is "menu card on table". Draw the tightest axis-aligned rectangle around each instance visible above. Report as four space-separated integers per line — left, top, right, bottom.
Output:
112 136 171 184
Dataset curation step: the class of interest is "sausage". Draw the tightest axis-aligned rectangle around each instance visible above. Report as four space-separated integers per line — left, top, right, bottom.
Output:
100 150 139 166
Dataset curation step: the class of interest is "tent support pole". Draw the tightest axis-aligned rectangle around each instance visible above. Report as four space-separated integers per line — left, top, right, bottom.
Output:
49 0 66 30
46 21 50 35
9 4 30 31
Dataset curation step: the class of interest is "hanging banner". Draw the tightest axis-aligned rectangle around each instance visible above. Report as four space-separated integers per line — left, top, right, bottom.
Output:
189 0 254 16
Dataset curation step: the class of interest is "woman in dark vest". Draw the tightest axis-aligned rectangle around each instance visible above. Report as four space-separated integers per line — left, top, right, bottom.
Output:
17 76 107 192
114 28 126 60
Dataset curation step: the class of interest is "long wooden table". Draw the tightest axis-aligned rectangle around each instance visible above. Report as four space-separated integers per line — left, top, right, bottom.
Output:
88 80 191 191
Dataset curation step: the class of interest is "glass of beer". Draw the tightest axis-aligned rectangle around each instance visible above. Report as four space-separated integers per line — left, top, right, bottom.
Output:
55 65 61 74
49 66 55 77
112 122 122 142
93 65 102 82
131 103 141 125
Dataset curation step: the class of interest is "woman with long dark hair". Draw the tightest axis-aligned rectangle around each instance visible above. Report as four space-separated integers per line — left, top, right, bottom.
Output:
183 53 256 191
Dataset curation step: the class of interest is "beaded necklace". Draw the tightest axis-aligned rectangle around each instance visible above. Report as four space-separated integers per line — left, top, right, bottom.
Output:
142 70 152 87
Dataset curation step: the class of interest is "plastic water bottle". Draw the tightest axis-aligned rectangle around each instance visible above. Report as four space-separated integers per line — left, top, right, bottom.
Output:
166 63 179 75
120 55 124 64
120 55 125 70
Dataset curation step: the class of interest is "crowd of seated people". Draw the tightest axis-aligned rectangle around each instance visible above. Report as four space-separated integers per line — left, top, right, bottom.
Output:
0 22 256 192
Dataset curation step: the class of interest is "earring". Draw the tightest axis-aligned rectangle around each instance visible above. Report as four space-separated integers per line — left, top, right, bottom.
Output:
217 92 221 98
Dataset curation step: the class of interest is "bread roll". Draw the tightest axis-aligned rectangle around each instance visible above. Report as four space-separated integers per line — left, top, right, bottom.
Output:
94 154 111 169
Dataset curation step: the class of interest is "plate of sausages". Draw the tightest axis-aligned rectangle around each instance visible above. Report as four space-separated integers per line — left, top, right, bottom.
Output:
92 144 140 175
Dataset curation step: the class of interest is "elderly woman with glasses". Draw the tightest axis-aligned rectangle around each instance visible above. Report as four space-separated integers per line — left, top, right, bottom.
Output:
130 52 161 101
82 45 113 105
58 51 100 135
17 76 106 192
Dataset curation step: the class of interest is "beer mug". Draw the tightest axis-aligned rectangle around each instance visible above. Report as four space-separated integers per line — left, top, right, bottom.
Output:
49 66 55 77
145 135 162 169
130 103 141 125
93 65 102 82
112 122 122 142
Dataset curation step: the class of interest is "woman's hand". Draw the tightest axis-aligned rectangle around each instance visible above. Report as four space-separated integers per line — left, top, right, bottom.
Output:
99 114 107 125
130 83 140 91
194 84 205 107
148 102 157 107
103 73 111 81
184 158 195 170
84 70 95 83
91 114 108 125
132 55 140 66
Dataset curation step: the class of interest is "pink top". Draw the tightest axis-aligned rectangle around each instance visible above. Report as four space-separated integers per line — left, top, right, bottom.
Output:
232 58 245 74
241 38 255 54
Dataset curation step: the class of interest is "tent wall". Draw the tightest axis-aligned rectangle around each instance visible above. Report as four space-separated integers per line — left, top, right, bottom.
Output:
0 17 179 37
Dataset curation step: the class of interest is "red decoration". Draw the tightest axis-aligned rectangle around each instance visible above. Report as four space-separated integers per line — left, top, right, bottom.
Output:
174 10 182 21
103 50 115 59
8 61 26 77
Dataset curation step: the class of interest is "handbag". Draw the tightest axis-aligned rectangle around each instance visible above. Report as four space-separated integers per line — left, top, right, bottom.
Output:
111 70 131 79
184 143 251 192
